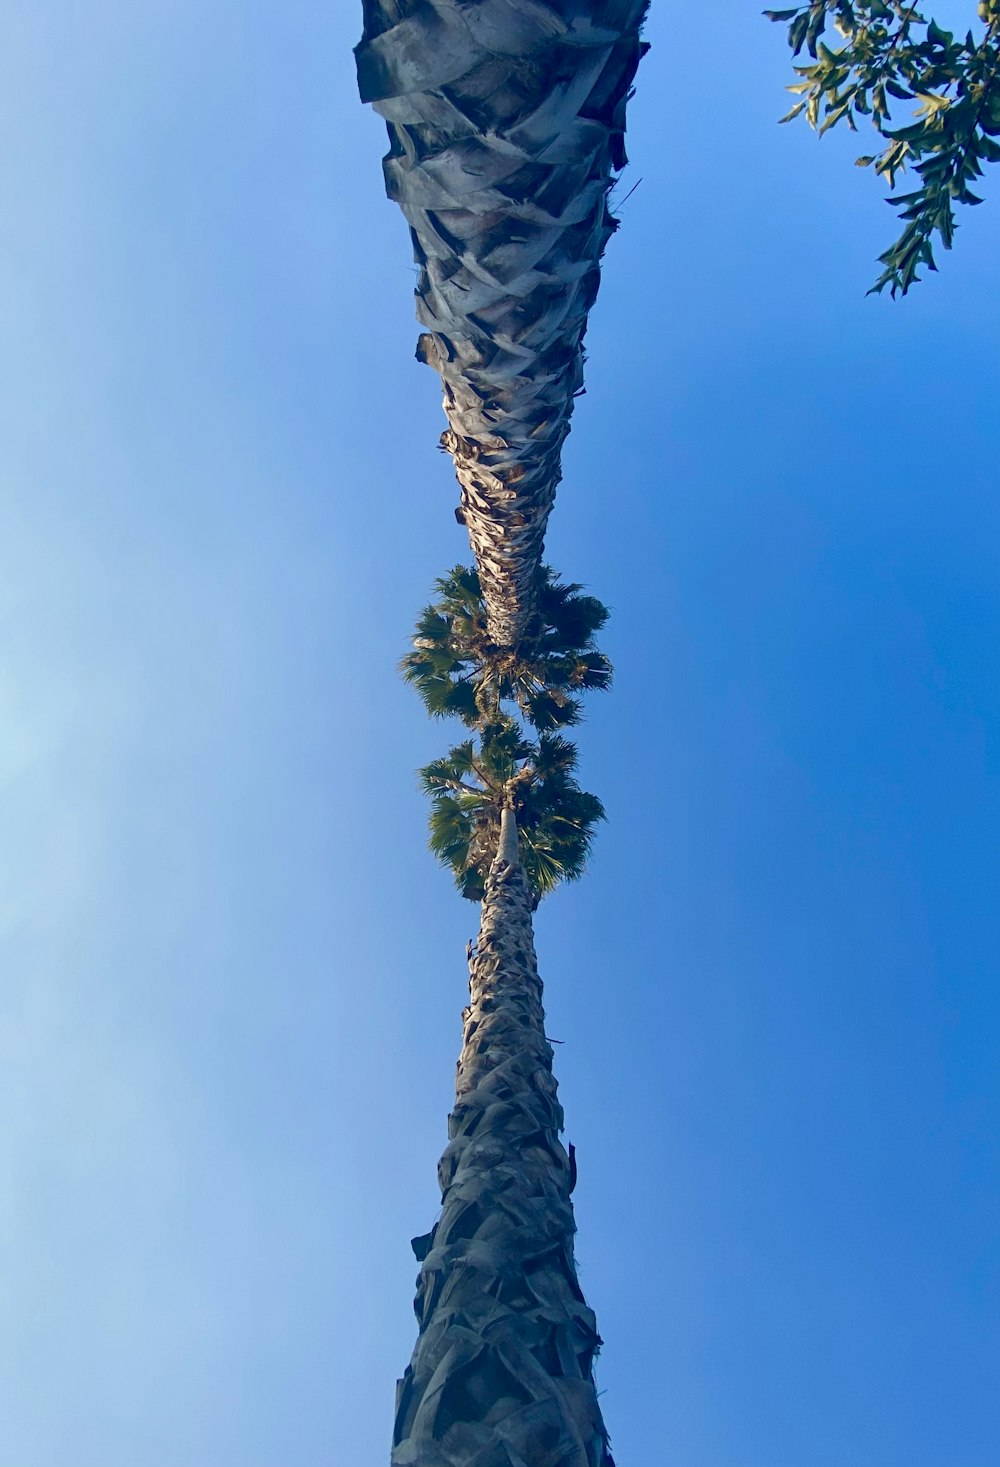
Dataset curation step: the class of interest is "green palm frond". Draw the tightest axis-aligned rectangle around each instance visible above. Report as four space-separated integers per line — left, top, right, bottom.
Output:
532 731 580 780
419 741 479 794
403 564 613 732
516 784 605 903
524 690 582 730
418 723 604 905
479 717 533 771
536 577 610 653
571 650 614 692
409 567 609 899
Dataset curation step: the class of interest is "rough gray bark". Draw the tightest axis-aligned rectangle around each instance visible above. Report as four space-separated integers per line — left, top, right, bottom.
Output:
392 810 612 1466
356 1 648 647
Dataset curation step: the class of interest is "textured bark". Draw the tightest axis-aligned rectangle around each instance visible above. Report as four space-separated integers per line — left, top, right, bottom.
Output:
392 813 612 1466
356 1 649 647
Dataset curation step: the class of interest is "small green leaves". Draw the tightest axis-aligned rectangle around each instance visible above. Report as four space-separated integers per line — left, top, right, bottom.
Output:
767 2 1000 292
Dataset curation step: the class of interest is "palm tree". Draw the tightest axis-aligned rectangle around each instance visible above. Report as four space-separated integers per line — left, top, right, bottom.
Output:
402 565 612 731
391 576 615 1463
356 9 647 1458
420 719 605 906
355 2 650 647
393 795 615 1467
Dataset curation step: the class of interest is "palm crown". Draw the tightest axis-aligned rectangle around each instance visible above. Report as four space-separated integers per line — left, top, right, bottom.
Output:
419 721 605 907
402 565 612 731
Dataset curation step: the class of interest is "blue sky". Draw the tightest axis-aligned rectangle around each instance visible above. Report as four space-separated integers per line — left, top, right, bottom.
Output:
1 3 997 1464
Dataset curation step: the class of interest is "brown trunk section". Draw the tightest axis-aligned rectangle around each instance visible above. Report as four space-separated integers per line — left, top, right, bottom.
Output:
391 823 613 1466
356 1 649 647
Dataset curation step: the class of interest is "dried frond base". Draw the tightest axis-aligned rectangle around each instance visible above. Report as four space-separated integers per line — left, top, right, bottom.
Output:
357 1 649 647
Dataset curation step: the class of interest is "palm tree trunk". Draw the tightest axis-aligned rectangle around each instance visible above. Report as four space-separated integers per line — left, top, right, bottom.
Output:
392 807 613 1466
356 1 649 648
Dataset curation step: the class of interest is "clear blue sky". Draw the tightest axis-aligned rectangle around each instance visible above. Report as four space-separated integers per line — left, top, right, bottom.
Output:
1 3 997 1464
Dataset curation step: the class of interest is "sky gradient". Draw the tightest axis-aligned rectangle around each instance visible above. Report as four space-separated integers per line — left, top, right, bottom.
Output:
1 3 998 1464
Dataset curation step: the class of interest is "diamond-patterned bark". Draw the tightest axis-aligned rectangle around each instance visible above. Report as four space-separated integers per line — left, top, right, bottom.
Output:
392 814 613 1466
356 1 648 646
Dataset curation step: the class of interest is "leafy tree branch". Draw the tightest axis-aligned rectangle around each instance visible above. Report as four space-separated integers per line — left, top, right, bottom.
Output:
767 1 1000 292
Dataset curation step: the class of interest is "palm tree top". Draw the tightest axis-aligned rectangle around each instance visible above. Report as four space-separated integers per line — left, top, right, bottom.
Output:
420 720 605 907
402 564 612 731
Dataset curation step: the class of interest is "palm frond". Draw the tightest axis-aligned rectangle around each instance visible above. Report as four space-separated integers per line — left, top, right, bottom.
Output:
418 716 603 904
403 563 612 734
525 689 582 730
419 740 481 794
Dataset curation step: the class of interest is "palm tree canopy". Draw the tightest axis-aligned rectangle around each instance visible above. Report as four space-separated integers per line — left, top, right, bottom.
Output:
356 2 650 647
420 721 605 906
402 564 612 730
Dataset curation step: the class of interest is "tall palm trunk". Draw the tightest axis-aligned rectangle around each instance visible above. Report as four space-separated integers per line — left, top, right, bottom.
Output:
356 2 649 647
392 807 613 1466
